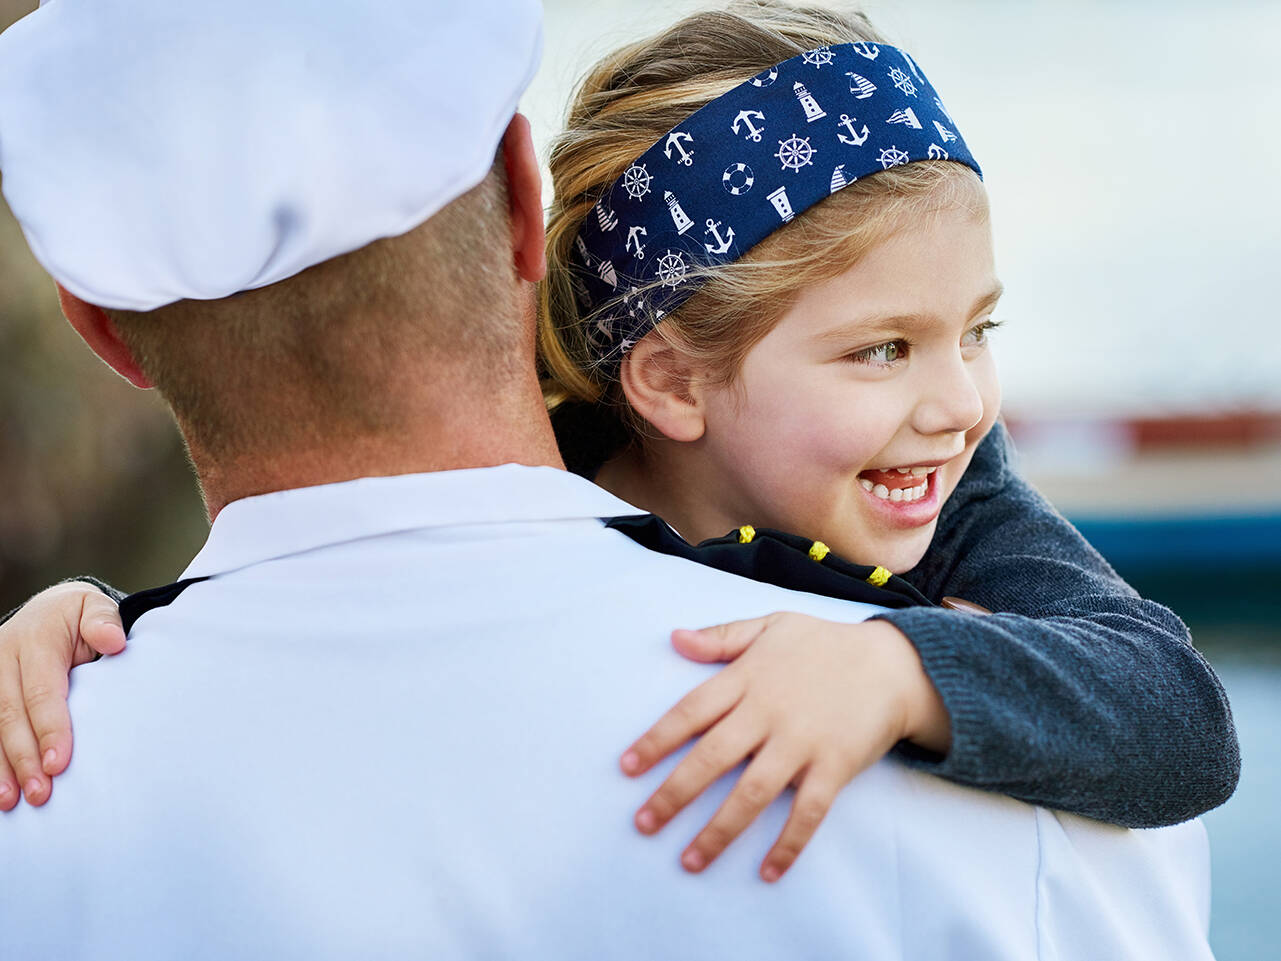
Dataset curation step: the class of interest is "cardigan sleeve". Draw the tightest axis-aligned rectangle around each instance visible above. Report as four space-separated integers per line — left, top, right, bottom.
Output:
878 421 1240 827
1 576 128 628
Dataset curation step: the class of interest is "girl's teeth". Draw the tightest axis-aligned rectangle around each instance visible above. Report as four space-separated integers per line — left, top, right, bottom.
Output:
880 465 940 476
865 478 930 502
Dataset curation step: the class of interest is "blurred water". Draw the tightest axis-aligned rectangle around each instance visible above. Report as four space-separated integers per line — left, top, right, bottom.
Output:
1200 642 1281 961
533 0 1281 418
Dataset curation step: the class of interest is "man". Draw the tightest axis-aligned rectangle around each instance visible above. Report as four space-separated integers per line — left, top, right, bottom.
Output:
0 1 1213 958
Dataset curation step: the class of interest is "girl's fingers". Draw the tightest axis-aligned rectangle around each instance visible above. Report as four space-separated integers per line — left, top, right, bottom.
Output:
679 741 798 873
634 706 766 835
77 591 126 660
759 765 843 882
0 657 50 806
621 672 742 776
19 640 75 777
0 748 19 812
671 614 775 664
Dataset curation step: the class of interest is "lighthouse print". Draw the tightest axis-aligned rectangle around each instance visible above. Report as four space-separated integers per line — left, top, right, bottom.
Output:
793 81 826 123
664 190 694 235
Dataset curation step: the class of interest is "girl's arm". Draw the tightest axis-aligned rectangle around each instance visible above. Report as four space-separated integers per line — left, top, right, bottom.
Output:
624 421 1237 881
875 420 1239 827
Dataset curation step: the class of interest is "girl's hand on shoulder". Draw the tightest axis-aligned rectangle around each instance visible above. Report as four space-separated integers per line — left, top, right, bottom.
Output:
619 612 949 882
0 583 125 810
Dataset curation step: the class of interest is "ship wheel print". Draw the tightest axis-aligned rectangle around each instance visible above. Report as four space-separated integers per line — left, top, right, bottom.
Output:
655 249 688 288
888 66 918 98
877 145 910 169
802 46 835 69
622 162 653 200
775 134 816 172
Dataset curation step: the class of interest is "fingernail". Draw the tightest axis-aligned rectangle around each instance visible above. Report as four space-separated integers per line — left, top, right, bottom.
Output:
761 865 781 883
621 751 641 774
681 849 706 872
0 782 13 801
636 809 658 833
42 748 57 771
24 779 43 801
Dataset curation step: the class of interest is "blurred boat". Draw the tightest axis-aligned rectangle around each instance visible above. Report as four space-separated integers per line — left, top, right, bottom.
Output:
1006 410 1281 571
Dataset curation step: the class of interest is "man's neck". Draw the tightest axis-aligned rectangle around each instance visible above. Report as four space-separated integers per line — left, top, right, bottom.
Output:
191 375 564 519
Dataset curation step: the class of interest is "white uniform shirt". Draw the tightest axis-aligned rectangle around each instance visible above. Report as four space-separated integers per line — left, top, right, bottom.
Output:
0 466 1213 960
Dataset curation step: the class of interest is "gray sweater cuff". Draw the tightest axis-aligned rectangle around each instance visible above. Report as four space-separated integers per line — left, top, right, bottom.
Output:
873 607 993 780
1 576 127 628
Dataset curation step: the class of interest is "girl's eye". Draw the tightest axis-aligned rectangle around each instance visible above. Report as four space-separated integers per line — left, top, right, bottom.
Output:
962 318 1003 348
849 339 910 366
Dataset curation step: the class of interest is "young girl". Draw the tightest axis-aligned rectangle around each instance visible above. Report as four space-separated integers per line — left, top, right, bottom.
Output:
0 0 1238 884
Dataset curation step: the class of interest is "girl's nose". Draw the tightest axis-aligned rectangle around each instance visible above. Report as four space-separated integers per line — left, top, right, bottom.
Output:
911 353 986 437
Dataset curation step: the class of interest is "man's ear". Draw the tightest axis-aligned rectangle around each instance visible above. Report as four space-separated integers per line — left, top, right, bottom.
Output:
501 112 547 284
618 336 706 443
55 285 154 389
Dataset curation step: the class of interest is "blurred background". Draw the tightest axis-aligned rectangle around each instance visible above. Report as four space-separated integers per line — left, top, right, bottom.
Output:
2 0 1278 953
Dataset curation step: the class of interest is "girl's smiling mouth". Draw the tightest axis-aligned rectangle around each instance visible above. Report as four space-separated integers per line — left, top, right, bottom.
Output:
857 463 948 528
858 465 938 502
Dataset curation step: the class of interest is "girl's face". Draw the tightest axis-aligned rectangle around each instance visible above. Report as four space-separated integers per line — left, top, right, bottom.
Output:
692 204 1002 573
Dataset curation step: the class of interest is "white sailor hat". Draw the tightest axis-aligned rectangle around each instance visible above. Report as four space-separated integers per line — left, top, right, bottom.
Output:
0 0 543 310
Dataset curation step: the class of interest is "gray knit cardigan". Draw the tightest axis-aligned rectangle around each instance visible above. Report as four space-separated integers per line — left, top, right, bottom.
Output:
881 421 1239 827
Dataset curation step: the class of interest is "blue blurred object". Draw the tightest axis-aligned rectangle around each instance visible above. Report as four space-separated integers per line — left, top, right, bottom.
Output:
1073 513 1281 569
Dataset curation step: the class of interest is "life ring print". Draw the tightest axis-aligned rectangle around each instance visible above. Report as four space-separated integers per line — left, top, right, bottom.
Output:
722 162 754 195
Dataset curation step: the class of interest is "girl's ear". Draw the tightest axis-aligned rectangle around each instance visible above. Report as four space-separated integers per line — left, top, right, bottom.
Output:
618 336 706 443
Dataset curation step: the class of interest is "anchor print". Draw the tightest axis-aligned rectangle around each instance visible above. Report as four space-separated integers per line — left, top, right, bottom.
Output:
626 225 648 260
852 41 879 60
899 48 924 82
837 114 869 146
664 130 695 166
704 218 735 255
732 109 766 143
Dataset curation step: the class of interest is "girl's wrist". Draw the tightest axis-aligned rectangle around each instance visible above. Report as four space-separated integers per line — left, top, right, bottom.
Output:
860 619 952 755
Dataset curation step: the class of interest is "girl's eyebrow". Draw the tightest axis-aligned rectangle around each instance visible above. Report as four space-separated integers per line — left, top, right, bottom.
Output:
816 282 1006 343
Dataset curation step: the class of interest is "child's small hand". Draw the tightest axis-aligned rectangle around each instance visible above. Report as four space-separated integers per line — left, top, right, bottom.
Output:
0 583 125 810
620 613 949 882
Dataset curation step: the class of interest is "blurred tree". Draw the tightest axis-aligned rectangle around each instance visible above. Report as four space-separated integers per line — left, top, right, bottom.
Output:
1 1 207 611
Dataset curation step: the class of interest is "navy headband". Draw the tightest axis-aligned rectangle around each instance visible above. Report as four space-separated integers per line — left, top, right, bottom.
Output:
569 42 981 368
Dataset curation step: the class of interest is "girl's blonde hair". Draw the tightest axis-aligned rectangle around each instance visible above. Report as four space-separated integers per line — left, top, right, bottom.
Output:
539 0 987 471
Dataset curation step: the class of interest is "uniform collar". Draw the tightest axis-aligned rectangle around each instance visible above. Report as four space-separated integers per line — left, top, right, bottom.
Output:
182 464 645 579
